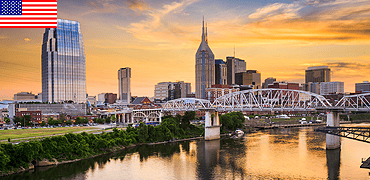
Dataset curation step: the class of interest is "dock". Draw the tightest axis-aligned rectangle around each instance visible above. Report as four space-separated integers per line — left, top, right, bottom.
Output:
361 157 370 169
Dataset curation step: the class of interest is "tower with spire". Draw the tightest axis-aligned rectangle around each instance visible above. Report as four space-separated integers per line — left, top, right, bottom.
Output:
195 17 215 99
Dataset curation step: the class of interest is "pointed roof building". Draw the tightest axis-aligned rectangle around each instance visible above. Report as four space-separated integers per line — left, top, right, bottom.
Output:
195 18 215 99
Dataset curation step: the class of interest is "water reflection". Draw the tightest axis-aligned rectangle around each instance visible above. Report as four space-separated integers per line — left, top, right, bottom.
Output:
326 148 341 180
3 126 370 180
196 140 220 179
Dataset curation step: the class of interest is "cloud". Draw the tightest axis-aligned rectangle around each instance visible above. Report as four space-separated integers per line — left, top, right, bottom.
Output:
122 0 198 43
24 38 31 42
125 0 149 12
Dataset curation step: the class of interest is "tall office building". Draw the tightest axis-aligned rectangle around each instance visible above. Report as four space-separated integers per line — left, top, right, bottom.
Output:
226 57 246 85
235 70 261 89
42 19 86 103
215 59 227 85
320 81 344 95
195 18 214 99
305 66 331 83
118 67 131 104
154 81 191 100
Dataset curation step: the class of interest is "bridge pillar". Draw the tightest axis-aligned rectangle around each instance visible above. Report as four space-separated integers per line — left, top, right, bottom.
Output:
205 111 221 141
326 111 341 150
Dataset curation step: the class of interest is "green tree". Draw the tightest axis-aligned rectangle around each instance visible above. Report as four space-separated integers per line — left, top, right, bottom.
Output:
181 111 195 129
83 117 89 124
4 117 10 124
66 120 73 125
48 117 55 126
23 115 32 126
40 121 46 127
13 116 22 126
75 117 83 124
111 115 116 123
105 116 111 124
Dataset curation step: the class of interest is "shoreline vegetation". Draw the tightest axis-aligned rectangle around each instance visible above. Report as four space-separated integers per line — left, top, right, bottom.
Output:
2 111 368 177
0 111 213 177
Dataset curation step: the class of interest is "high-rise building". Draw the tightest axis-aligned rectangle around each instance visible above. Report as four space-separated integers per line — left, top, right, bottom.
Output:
305 66 331 83
195 18 214 99
235 70 261 89
154 81 191 100
118 67 131 104
14 92 36 101
42 19 86 103
320 81 344 95
262 77 276 88
104 93 117 104
226 57 247 85
355 81 370 93
215 59 227 85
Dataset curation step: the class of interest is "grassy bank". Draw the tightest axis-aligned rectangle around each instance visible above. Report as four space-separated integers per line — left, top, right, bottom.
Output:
0 127 98 141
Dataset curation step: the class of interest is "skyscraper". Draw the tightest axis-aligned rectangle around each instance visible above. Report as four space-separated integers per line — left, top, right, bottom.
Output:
226 57 246 85
305 66 331 83
215 59 227 85
118 67 131 104
195 18 214 99
42 19 86 103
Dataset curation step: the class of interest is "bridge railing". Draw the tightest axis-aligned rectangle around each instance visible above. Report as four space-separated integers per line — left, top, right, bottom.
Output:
335 93 370 111
212 89 332 112
162 89 370 112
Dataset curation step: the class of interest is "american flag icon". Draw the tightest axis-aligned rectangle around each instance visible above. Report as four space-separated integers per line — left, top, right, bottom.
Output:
0 0 57 28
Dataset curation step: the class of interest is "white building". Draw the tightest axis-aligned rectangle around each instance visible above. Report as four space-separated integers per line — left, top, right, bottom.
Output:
154 81 191 100
97 93 106 105
320 81 344 95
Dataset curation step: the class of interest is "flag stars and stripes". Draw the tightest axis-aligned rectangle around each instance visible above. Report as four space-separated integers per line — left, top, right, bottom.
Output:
0 0 57 28
1 0 22 15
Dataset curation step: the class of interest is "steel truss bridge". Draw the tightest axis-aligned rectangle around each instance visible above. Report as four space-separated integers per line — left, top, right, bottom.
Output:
162 89 370 112
315 126 370 143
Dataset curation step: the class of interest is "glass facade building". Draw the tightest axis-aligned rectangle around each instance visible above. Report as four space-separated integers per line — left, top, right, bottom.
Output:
195 19 214 99
42 19 86 103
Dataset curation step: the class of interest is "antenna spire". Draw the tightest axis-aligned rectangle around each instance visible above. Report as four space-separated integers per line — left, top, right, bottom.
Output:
234 46 236 57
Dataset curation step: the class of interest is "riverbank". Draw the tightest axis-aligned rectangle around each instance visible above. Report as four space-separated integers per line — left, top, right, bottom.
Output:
0 134 206 177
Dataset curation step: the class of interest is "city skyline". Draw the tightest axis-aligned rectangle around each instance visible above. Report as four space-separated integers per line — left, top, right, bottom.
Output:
1 0 370 100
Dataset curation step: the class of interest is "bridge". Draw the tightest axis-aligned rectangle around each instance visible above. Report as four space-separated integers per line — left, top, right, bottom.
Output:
161 89 370 146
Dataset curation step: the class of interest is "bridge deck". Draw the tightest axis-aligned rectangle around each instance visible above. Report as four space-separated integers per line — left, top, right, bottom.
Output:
315 126 370 143
361 157 370 169
256 123 325 129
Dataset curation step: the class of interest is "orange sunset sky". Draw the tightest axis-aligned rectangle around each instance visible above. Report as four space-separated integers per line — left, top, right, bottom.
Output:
0 0 370 100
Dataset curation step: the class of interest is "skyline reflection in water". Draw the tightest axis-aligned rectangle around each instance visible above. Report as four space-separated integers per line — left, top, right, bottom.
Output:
4 125 370 180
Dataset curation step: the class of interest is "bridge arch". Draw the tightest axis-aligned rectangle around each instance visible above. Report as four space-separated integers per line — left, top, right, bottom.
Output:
335 93 370 111
163 98 212 112
212 88 332 112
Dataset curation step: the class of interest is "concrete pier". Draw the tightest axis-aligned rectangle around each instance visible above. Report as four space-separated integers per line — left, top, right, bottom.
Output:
204 111 221 140
326 110 341 149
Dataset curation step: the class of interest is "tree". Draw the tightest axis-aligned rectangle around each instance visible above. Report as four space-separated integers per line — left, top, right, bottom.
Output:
105 116 111 124
40 121 46 127
14 116 22 126
75 117 83 124
4 117 10 124
48 117 55 126
181 111 195 129
111 115 116 123
23 115 32 126
66 120 72 125
83 117 89 124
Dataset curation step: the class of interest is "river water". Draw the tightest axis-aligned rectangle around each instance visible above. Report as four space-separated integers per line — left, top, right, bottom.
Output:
4 124 370 180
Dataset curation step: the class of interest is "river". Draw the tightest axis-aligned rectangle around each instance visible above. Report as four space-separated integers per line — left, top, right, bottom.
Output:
4 124 370 180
